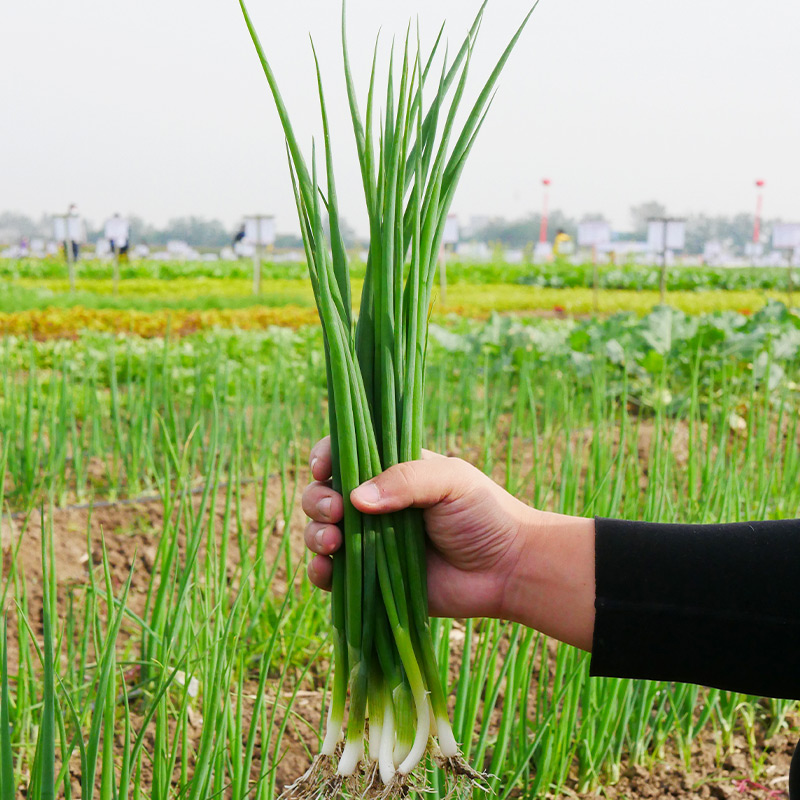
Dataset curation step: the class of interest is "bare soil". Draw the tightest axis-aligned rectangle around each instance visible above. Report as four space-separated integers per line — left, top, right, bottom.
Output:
1 473 310 640
1 473 317 793
578 729 797 800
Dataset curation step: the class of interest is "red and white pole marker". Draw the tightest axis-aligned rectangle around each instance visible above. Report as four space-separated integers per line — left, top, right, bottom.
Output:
753 179 765 244
539 178 551 244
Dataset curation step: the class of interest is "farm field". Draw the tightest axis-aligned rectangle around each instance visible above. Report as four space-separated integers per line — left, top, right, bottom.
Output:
1 257 799 338
1 262 800 798
2 257 798 292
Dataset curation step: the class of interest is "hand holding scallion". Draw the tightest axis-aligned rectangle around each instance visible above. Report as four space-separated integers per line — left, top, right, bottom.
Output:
304 437 597 652
240 0 544 789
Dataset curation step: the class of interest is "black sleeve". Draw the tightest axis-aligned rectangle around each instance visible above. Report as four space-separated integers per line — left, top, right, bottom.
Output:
590 517 800 700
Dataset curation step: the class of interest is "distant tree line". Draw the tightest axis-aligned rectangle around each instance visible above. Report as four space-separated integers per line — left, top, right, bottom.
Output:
468 201 787 256
0 211 369 250
0 211 310 250
471 210 580 249
0 204 789 255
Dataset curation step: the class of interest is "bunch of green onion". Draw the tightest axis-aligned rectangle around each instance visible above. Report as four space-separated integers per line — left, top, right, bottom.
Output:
238 0 533 794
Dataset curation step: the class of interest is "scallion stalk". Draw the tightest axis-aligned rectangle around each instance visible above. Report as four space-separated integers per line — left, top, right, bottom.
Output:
238 0 535 793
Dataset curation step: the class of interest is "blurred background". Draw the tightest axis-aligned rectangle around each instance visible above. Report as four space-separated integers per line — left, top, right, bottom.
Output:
2 0 799 262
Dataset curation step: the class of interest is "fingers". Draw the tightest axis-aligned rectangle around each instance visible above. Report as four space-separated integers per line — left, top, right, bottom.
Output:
350 456 469 515
307 555 333 591
309 436 333 482
304 439 338 593
304 521 343 555
302 480 343 523
304 442 454 594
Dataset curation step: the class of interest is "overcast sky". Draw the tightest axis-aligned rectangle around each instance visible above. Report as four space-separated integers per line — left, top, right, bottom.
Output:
1 0 798 235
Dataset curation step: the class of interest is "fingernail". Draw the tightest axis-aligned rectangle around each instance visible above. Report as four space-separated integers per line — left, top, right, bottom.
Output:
318 496 332 517
311 456 319 475
315 528 326 549
353 481 381 505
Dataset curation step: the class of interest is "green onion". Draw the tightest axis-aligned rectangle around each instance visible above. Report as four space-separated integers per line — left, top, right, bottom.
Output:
238 0 535 792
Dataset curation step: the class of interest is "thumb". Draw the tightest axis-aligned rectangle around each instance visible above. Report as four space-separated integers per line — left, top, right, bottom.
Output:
350 457 465 514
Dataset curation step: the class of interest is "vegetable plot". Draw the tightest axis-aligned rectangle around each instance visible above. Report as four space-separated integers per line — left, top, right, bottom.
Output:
238 0 534 794
0 311 798 796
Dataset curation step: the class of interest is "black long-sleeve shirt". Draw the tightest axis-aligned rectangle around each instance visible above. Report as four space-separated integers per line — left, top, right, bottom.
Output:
591 517 800 796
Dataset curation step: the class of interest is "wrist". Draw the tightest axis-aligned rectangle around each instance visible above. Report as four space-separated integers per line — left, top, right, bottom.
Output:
502 507 596 651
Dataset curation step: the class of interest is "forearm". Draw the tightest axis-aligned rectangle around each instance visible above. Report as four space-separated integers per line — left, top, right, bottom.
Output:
502 508 596 651
501 509 800 700
590 516 800 699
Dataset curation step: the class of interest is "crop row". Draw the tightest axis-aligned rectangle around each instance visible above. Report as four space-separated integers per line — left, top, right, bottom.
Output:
2 302 798 510
2 256 798 292
0 288 794 338
0 305 320 338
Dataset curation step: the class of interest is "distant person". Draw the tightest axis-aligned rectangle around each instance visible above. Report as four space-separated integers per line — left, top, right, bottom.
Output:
106 213 131 262
553 228 572 259
233 224 253 260
64 203 86 261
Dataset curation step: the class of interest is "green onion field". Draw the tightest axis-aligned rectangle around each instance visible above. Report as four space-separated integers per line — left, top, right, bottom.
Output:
1 255 799 797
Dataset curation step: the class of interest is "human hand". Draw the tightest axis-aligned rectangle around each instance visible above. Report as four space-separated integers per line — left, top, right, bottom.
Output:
303 437 531 621
302 437 595 650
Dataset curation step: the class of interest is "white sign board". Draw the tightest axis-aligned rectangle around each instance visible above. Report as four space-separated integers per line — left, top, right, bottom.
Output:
166 240 194 256
745 241 764 258
577 220 611 248
96 238 112 257
234 241 256 257
244 216 276 246
53 215 85 243
772 223 800 250
647 220 685 252
534 241 553 262
442 215 459 246
104 217 130 246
